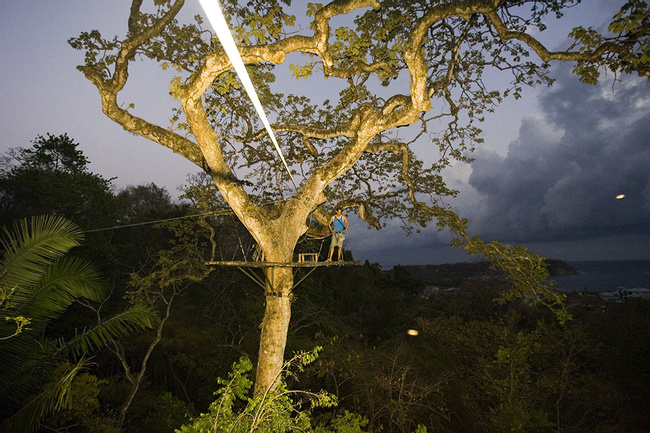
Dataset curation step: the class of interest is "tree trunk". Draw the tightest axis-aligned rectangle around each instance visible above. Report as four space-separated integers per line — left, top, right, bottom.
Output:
254 266 293 396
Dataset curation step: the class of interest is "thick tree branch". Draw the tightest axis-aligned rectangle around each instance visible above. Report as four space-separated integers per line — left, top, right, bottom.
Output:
79 0 204 167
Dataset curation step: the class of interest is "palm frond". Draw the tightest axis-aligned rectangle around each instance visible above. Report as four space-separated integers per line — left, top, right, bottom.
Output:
1 246 107 385
0 341 58 404
22 257 105 321
1 358 92 433
0 215 82 294
5 256 104 322
61 301 160 358
0 215 160 430
40 256 104 301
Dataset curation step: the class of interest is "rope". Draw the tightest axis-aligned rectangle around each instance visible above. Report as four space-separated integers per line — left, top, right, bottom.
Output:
299 213 331 259
230 212 248 259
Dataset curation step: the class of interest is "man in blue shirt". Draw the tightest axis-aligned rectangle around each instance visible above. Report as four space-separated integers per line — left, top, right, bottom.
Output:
326 207 350 261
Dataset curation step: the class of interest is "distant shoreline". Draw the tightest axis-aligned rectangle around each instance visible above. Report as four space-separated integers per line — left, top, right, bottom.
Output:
386 259 650 292
550 260 650 292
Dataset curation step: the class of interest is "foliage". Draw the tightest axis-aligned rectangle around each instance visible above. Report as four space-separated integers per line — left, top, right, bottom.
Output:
284 266 650 433
438 210 570 323
118 183 181 220
108 208 215 428
0 215 103 354
67 0 650 236
0 201 647 432
0 215 158 432
0 134 121 230
7 132 89 174
41 366 120 433
2 359 95 433
110 183 189 276
176 348 373 433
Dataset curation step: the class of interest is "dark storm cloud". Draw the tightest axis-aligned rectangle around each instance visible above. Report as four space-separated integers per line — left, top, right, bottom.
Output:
466 65 650 244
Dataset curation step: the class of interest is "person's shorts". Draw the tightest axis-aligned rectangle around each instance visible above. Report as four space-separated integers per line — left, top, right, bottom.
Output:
330 232 345 248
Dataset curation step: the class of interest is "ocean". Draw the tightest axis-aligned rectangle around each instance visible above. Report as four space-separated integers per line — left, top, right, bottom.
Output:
550 260 650 293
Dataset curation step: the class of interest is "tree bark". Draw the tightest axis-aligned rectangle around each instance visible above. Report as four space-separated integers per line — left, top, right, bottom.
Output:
254 266 293 396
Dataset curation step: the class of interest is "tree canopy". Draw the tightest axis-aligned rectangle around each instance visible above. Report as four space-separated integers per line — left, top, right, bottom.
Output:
0 134 120 230
69 0 649 225
70 0 650 393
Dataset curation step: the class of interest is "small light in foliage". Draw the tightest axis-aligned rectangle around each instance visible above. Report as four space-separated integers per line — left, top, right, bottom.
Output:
407 329 419 336
616 194 625 199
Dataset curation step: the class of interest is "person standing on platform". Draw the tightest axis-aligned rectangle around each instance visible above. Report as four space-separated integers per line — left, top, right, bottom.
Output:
326 207 349 261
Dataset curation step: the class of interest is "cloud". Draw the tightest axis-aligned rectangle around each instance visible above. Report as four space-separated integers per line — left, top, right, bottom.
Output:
355 66 650 266
464 65 650 247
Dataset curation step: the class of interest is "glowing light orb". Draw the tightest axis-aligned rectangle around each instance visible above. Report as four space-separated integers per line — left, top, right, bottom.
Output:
407 329 419 336
616 194 625 199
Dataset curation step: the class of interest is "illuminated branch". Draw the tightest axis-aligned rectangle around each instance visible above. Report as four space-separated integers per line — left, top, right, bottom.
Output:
78 0 204 166
242 114 361 143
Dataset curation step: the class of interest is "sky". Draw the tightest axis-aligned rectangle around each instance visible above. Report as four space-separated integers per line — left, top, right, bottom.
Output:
1 1 649 268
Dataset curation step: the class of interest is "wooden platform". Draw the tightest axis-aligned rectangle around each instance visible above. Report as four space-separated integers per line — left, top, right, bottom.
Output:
205 260 362 268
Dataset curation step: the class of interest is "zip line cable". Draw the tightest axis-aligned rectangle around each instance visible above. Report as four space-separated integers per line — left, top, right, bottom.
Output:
198 0 298 191
82 193 327 235
83 208 332 265
83 208 328 244
82 210 231 234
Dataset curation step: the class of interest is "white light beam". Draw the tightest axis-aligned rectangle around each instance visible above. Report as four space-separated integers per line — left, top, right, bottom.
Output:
198 0 297 190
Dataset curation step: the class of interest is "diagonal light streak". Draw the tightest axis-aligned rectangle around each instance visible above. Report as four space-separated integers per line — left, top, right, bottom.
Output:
198 0 297 191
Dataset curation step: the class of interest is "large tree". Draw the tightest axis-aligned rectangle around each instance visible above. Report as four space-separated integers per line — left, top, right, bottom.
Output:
70 0 649 394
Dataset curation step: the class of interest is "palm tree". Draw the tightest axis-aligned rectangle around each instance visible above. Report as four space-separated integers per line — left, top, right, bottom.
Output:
0 215 158 432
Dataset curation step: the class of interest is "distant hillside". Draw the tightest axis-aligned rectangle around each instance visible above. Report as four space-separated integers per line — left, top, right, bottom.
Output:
394 259 576 288
544 259 577 276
